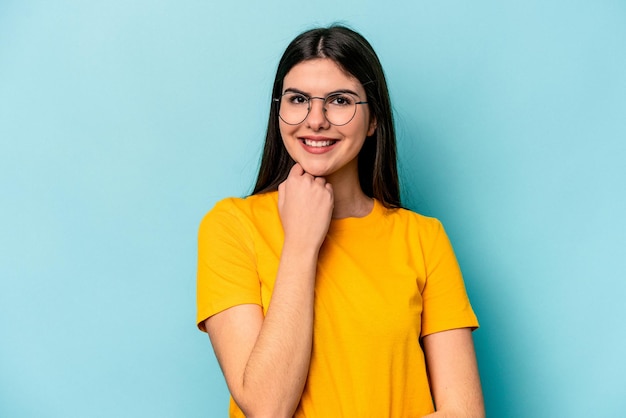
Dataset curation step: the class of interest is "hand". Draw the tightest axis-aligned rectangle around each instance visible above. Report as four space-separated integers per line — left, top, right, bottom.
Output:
278 163 334 252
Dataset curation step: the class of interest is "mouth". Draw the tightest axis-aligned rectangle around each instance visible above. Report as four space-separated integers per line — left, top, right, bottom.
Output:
302 138 338 148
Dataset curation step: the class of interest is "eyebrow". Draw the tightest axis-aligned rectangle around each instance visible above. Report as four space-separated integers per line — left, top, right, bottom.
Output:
282 87 362 97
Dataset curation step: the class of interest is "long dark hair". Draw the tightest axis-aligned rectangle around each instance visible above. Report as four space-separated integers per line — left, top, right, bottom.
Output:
252 25 400 208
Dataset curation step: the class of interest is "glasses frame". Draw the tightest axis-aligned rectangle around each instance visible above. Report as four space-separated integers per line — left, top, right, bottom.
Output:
273 92 369 126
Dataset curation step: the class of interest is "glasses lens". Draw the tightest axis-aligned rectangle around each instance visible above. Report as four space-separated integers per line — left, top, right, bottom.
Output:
279 93 309 125
324 93 358 126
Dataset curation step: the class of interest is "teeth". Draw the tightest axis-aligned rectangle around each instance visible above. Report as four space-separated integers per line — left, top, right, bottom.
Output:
304 139 335 147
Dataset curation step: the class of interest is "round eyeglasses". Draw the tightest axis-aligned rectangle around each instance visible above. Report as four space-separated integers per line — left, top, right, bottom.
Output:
274 91 368 126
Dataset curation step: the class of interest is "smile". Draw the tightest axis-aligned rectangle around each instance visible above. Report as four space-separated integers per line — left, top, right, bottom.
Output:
302 139 337 147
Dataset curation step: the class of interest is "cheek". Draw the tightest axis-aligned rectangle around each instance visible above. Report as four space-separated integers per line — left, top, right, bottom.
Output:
279 121 296 139
279 124 299 157
279 124 291 146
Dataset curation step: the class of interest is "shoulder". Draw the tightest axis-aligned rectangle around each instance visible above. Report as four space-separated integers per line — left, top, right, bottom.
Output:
199 192 279 235
378 205 453 258
383 205 445 236
202 192 278 221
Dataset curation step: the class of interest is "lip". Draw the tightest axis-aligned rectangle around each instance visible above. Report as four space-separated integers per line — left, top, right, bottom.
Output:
298 135 339 154
298 136 339 154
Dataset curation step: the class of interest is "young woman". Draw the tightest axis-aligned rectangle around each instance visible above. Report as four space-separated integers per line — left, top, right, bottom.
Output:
197 25 485 418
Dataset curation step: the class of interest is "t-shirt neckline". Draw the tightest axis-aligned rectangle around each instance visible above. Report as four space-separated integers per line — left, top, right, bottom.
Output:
327 199 383 234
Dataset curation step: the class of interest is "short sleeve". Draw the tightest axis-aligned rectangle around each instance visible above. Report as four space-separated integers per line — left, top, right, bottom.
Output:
420 220 479 337
196 199 262 332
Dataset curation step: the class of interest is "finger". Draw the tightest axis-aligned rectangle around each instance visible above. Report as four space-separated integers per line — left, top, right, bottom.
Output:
290 163 304 177
314 176 327 185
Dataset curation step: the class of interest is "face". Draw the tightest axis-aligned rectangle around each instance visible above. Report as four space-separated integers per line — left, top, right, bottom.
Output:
278 58 376 180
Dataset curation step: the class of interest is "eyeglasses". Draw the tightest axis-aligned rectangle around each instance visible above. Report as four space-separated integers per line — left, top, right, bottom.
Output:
274 91 368 126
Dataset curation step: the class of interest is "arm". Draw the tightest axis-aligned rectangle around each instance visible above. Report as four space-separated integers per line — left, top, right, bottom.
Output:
422 328 485 418
205 164 333 418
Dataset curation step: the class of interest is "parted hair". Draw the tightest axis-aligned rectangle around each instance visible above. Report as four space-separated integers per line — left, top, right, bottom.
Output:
252 25 400 208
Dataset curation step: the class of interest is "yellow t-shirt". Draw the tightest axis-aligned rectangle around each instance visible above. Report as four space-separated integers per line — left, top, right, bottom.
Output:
197 191 478 417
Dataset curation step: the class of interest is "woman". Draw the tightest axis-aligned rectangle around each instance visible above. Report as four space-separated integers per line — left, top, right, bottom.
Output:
197 25 484 417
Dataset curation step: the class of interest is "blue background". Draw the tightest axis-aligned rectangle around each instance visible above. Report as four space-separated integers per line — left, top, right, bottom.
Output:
1 1 625 416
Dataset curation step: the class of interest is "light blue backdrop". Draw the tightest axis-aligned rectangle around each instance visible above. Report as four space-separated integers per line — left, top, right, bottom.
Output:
1 1 625 417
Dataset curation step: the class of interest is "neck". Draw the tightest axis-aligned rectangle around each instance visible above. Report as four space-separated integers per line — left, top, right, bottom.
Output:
326 169 374 219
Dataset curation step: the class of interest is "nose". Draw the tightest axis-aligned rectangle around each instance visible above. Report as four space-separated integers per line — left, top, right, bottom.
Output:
306 97 330 130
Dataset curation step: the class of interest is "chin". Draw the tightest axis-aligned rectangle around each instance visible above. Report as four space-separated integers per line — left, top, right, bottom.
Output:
299 163 331 177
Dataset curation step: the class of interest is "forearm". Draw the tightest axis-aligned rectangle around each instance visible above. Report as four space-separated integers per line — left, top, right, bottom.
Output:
422 329 485 418
237 245 318 417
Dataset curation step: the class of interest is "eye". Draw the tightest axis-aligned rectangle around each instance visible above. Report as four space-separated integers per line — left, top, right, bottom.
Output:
327 93 355 106
285 93 309 105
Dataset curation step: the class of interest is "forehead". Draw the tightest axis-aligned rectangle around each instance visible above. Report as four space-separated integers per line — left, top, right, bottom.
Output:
282 58 364 95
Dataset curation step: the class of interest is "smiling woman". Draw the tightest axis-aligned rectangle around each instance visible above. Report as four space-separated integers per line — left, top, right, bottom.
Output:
196 25 484 418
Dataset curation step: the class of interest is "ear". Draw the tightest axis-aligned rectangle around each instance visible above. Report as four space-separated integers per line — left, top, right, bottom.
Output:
367 117 377 137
